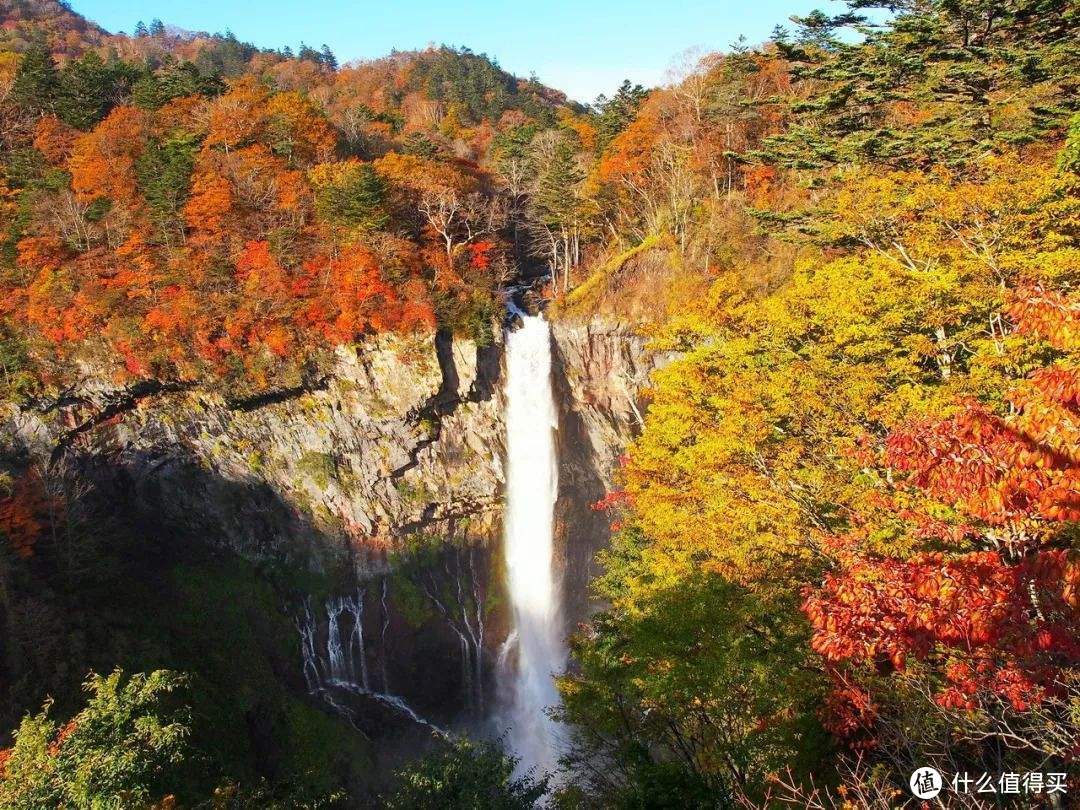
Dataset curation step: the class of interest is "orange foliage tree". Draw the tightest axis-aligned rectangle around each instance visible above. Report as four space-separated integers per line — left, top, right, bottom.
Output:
67 106 149 246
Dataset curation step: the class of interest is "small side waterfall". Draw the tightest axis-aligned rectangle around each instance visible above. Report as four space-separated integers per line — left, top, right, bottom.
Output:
297 584 447 738
500 313 565 776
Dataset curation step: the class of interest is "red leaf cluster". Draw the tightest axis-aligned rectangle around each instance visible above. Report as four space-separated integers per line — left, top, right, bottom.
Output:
468 240 494 270
0 472 50 559
805 546 1078 716
1008 286 1079 351
590 489 632 512
885 400 1080 527
805 289 1080 740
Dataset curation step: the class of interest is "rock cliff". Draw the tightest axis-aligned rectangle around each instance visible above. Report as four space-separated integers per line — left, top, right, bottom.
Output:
4 331 504 572
550 320 665 627
0 317 661 734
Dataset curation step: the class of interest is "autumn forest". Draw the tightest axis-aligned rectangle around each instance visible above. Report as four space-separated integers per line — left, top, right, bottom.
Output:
0 0 1078 807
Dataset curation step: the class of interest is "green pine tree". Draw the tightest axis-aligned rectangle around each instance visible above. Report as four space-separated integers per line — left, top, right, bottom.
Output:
594 79 649 152
10 41 58 116
136 134 198 244
314 163 390 233
403 131 440 158
761 0 1080 169
55 51 112 130
319 44 338 71
532 136 583 233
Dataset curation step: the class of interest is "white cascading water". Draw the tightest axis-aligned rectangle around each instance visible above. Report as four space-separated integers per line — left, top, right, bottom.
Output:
297 589 449 739
501 312 565 776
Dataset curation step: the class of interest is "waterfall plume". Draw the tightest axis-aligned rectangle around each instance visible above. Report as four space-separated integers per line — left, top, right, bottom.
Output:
499 313 565 777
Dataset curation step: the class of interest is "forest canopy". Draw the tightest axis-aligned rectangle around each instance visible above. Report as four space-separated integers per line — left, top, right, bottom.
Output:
550 1 1079 806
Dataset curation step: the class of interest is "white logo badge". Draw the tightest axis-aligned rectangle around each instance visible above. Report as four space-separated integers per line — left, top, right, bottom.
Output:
910 767 944 799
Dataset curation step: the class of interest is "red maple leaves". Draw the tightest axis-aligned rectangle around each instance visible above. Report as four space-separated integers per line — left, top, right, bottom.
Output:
885 399 1080 528
468 240 494 271
805 288 1080 740
805 547 1077 722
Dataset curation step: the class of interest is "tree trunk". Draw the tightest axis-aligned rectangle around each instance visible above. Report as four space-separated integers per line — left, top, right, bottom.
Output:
934 325 952 380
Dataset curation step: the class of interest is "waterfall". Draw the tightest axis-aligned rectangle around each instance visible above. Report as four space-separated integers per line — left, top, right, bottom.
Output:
298 599 322 693
326 599 346 680
500 313 565 776
296 588 446 737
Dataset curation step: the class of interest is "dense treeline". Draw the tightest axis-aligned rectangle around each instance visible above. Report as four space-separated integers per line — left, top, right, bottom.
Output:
0 6 601 402
554 1 1080 806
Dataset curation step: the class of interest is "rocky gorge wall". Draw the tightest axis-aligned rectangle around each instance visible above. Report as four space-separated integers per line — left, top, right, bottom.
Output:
0 316 661 740
550 320 665 628
4 330 505 573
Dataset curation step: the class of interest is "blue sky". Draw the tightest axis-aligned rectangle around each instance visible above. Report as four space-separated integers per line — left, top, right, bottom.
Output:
71 0 846 103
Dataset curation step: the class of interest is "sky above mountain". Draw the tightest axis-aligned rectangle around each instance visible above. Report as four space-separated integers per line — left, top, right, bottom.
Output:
71 0 844 102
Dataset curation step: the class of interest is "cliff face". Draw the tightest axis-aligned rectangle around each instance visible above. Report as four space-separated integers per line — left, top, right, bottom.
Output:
1 318 660 736
550 320 665 627
4 331 505 573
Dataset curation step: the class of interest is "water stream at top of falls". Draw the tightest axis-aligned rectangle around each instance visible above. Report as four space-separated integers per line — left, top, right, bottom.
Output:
500 313 565 777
